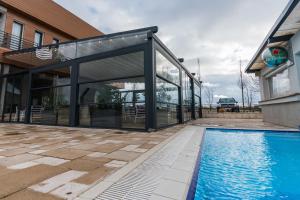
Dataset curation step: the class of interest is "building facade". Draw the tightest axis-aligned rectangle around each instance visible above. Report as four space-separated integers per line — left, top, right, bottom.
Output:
246 0 300 128
2 27 202 131
0 1 202 131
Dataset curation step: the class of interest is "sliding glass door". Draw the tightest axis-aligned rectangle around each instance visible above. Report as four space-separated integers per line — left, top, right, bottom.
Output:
30 66 71 126
0 74 29 122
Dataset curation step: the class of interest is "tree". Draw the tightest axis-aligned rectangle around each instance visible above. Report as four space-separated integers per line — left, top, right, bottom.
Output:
204 86 215 110
237 73 260 110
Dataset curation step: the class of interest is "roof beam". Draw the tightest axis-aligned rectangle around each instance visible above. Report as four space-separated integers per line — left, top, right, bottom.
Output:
268 34 294 43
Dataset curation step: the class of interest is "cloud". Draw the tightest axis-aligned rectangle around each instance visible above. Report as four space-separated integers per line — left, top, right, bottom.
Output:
54 0 289 104
214 95 229 99
202 82 219 88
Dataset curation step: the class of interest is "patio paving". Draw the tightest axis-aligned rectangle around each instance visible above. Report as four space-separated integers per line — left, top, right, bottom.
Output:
189 118 294 130
0 123 183 199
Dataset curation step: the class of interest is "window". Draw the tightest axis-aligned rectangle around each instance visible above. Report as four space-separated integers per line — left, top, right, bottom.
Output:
30 66 71 126
32 67 71 88
156 51 180 85
34 31 43 47
79 52 144 83
194 84 201 119
52 38 59 44
11 21 23 50
0 74 29 123
269 69 291 98
78 51 145 129
182 72 192 121
78 77 145 129
31 86 70 125
156 77 180 127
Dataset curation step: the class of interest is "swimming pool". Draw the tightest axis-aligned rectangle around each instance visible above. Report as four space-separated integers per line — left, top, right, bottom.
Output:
188 128 300 200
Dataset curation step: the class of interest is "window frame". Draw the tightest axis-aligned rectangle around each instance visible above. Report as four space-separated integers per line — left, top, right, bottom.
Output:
52 38 60 44
34 30 43 47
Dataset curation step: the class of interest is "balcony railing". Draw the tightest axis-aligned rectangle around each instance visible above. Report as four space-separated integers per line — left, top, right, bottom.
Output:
0 30 35 51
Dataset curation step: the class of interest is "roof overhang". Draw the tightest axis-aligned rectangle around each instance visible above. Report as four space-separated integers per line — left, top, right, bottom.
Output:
246 0 300 73
3 26 158 68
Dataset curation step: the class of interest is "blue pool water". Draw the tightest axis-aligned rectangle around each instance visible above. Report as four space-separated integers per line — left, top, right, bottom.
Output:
192 129 300 200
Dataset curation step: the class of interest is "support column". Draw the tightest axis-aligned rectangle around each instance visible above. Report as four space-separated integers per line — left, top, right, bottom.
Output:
144 33 156 131
191 79 196 120
69 63 79 127
25 71 32 124
179 69 184 123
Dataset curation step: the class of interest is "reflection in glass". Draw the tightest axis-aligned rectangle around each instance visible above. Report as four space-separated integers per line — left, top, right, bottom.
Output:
0 74 29 122
156 51 180 85
194 84 201 119
269 69 290 98
32 67 71 88
31 86 70 125
183 72 192 121
78 52 144 83
195 95 200 119
156 77 180 127
79 77 145 129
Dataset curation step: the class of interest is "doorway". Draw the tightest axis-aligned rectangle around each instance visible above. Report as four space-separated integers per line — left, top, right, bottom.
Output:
0 73 29 122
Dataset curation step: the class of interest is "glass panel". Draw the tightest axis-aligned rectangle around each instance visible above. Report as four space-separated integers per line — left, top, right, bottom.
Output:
34 31 43 47
156 51 180 85
31 86 70 125
0 77 6 120
194 95 201 119
183 73 192 121
76 32 148 58
79 51 144 83
0 65 24 75
2 77 14 122
156 77 180 127
11 75 29 122
52 38 59 44
194 84 201 97
79 77 145 129
5 29 148 67
269 69 290 98
0 74 29 122
11 22 23 50
32 67 71 88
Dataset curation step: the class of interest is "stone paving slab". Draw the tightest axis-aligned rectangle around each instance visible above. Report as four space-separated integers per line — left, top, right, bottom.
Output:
2 189 63 200
74 167 113 185
104 150 141 161
0 164 67 198
89 143 127 153
0 154 42 167
60 159 106 172
0 123 183 199
30 170 87 194
41 149 92 160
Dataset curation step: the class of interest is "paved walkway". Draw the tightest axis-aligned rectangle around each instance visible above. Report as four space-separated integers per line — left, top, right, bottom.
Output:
0 119 293 200
0 123 183 200
79 126 204 200
189 118 293 130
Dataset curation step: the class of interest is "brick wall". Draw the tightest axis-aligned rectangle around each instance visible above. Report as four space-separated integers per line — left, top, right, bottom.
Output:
5 8 74 45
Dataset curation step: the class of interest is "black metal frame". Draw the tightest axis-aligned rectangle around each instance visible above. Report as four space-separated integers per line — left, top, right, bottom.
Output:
0 26 202 131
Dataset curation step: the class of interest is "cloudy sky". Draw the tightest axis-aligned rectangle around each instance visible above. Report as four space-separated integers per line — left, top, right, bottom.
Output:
55 0 289 105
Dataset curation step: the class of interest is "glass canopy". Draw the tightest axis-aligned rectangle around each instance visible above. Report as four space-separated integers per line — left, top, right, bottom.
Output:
4 27 152 67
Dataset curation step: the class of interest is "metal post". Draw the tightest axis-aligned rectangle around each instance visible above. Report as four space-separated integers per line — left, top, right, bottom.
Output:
191 79 195 120
69 63 79 127
179 69 184 123
199 81 203 118
144 33 156 131
25 71 32 124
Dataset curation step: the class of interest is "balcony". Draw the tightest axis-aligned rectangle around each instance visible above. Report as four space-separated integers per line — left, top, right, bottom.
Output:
0 30 35 51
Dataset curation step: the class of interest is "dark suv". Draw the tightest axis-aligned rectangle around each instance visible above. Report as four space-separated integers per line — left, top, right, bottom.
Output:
217 98 240 112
